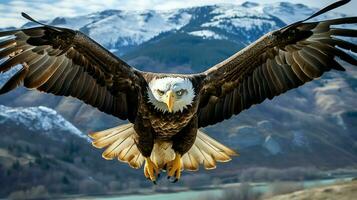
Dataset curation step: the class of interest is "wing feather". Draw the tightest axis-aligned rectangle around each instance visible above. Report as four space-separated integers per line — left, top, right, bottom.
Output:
196 1 357 127
0 21 145 121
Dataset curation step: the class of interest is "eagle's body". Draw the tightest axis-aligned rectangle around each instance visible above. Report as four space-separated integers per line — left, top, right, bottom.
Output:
140 74 200 139
134 74 201 157
1 0 356 183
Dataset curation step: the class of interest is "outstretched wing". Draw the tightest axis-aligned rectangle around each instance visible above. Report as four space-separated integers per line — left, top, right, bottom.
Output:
0 13 144 122
196 0 357 128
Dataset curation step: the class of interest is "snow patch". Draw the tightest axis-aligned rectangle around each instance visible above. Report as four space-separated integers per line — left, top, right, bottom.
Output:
314 79 356 115
263 2 348 25
257 120 273 131
231 125 264 148
242 2 259 8
0 105 86 139
0 65 22 87
292 131 309 147
189 30 226 40
263 135 281 155
201 3 279 39
86 10 192 48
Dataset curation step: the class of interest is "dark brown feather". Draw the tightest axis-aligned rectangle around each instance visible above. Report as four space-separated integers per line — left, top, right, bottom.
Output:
196 6 357 128
0 25 144 121
319 38 357 53
0 39 16 49
0 48 36 72
330 28 357 37
41 57 68 92
25 56 57 88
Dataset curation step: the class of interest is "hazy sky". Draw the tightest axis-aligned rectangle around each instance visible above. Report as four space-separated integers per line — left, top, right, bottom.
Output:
0 0 356 28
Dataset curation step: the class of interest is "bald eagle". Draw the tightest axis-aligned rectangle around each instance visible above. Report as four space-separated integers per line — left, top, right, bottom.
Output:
0 0 356 183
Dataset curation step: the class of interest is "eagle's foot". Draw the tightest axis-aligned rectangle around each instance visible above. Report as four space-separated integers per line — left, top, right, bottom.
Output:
167 153 182 183
144 157 159 184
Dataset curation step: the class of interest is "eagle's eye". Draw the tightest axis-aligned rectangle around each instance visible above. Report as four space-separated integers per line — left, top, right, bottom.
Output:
157 89 164 96
176 89 185 96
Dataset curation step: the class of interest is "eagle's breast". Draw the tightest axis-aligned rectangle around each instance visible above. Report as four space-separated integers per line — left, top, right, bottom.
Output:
139 95 198 140
149 109 194 139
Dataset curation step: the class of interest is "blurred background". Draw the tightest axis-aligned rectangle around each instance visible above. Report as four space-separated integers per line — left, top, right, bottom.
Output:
0 0 357 199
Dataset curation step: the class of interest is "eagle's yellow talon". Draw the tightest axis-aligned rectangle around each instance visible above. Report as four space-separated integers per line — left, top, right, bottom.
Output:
144 157 159 183
167 153 182 182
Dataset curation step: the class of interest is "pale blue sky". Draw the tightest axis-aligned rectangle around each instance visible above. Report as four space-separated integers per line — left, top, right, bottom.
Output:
0 0 355 28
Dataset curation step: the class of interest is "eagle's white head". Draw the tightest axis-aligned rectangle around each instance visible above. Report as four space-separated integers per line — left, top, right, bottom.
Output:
147 77 195 113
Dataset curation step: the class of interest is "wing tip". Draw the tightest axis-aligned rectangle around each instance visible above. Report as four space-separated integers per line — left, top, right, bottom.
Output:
21 12 46 27
280 0 352 32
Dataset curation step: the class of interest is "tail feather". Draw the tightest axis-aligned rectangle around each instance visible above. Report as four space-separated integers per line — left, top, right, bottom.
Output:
185 144 206 170
182 129 238 171
90 123 145 169
127 153 144 169
181 152 199 171
102 132 132 159
118 142 136 161
197 131 238 157
89 123 132 140
90 124 238 171
90 123 132 148
195 134 231 162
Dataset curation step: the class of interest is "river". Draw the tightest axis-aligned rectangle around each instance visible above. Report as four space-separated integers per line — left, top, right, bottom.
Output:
84 177 354 200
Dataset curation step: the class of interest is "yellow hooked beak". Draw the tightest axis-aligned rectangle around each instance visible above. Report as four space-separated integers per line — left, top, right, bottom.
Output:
165 90 176 113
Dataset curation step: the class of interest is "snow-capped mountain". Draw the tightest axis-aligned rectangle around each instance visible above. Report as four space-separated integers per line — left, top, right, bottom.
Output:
35 9 191 52
18 1 346 54
0 105 85 139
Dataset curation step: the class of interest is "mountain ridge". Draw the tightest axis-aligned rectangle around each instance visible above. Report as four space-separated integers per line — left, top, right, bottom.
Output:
16 1 345 56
